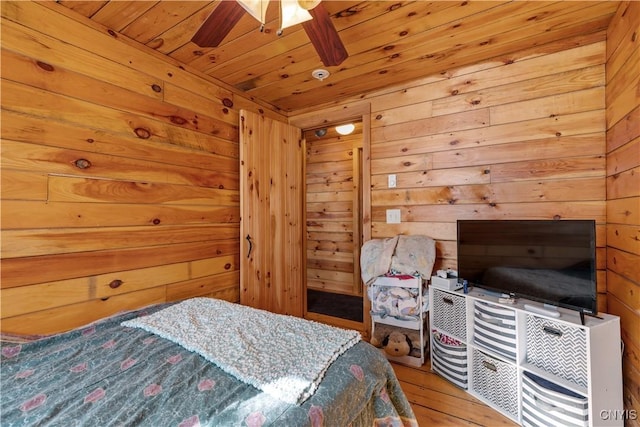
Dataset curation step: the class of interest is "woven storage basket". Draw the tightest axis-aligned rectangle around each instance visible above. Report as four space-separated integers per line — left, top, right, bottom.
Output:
471 348 519 420
473 301 517 361
525 315 588 388
521 371 588 427
432 331 468 389
432 289 466 340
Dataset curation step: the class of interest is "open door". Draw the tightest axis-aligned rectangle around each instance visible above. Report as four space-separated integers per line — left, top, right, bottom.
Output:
239 110 305 317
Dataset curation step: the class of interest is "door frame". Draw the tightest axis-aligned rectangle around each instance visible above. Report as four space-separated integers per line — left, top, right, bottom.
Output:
289 103 372 337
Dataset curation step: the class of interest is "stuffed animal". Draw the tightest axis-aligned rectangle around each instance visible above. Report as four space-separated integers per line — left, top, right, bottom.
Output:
382 330 412 357
370 323 425 358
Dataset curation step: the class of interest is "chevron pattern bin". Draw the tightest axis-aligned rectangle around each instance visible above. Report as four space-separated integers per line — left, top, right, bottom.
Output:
432 289 466 340
471 348 519 420
525 315 588 388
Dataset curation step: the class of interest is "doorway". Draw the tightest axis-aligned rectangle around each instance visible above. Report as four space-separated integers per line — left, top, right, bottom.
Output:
289 104 372 336
304 121 364 323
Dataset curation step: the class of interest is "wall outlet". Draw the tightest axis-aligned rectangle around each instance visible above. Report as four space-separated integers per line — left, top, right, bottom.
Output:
386 209 401 224
388 174 397 188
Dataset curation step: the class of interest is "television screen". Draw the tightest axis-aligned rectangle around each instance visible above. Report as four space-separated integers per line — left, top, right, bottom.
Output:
457 220 597 314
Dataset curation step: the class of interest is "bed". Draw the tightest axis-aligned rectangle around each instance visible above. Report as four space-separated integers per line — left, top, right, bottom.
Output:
1 298 417 426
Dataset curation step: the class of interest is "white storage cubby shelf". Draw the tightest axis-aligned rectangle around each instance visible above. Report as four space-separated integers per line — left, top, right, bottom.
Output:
371 275 428 368
429 286 624 426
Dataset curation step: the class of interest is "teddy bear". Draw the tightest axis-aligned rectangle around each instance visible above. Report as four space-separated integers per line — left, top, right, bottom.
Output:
370 323 425 358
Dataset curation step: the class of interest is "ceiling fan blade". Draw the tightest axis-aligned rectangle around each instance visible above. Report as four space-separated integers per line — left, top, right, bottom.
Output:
302 3 348 67
192 1 246 47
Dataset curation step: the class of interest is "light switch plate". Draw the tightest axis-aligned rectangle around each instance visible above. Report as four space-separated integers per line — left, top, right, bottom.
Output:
386 209 401 224
388 174 397 188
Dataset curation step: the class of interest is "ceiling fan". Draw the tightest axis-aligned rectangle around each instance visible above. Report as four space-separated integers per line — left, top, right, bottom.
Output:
191 0 348 67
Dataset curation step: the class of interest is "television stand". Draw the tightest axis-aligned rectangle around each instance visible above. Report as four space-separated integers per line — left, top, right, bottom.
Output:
523 303 561 318
580 311 605 326
430 287 624 425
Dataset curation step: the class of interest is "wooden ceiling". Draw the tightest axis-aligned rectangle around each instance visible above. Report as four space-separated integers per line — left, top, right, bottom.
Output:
58 1 619 113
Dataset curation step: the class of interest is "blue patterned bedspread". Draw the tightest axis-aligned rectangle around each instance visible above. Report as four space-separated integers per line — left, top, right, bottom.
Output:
1 303 417 426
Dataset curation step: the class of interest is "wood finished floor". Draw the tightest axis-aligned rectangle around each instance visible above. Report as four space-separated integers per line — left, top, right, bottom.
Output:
391 360 518 426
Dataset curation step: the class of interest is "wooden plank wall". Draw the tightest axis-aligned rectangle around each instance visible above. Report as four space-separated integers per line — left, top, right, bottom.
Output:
0 2 281 335
305 125 362 297
605 2 640 423
350 32 609 313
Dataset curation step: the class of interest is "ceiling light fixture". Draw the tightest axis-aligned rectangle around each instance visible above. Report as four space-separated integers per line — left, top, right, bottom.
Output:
335 123 355 135
237 0 317 36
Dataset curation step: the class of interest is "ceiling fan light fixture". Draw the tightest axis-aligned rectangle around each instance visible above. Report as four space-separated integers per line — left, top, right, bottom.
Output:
297 0 321 10
280 0 313 32
237 0 268 24
335 123 355 135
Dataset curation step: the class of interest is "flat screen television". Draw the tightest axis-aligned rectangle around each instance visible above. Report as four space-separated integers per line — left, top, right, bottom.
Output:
457 219 597 314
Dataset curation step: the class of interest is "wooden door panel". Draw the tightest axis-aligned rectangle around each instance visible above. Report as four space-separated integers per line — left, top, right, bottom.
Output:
239 110 304 316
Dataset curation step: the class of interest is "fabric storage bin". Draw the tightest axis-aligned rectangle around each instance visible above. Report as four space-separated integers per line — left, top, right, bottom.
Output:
471 349 519 420
432 289 466 340
521 371 588 427
525 315 588 388
473 301 517 361
431 330 468 389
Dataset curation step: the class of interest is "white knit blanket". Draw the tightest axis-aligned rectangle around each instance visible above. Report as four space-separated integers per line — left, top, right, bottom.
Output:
122 298 361 404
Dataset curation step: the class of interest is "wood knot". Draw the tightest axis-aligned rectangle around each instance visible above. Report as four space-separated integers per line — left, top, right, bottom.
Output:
135 128 151 139
336 8 356 18
152 218 161 225
222 98 234 108
224 263 231 270
170 116 187 125
109 279 123 289
151 84 162 93
107 29 117 37
36 61 54 72
74 159 92 169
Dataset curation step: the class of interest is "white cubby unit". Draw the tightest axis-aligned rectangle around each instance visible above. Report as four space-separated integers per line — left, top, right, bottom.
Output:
429 286 623 426
370 275 428 368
